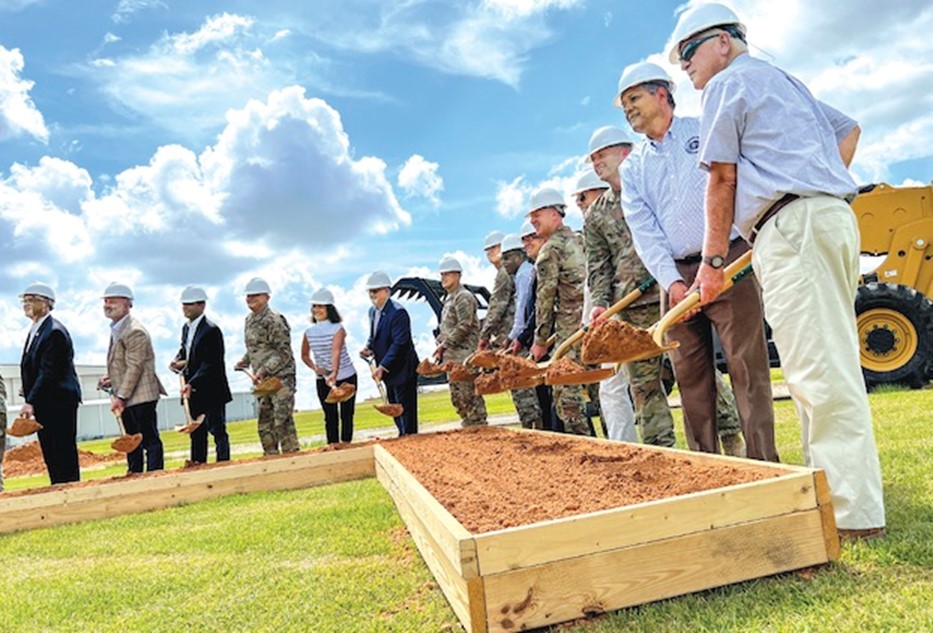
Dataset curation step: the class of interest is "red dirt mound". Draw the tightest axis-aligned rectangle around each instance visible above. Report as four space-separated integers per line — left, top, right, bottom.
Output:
3 441 122 478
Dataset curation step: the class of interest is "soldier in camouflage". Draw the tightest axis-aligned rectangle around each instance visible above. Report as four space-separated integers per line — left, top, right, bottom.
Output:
434 257 488 427
499 233 544 429
528 188 591 436
235 277 300 455
478 231 513 349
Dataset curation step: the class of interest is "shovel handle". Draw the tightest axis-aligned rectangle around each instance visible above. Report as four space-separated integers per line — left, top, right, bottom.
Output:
178 373 196 425
651 250 753 346
361 354 390 405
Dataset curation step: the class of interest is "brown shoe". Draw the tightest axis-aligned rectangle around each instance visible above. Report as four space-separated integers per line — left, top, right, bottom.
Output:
721 433 747 458
838 527 886 542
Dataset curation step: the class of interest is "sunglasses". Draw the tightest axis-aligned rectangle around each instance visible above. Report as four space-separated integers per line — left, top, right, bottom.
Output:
679 32 719 62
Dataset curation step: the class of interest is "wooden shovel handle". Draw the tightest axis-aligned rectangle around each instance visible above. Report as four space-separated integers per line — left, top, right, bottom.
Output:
178 373 196 424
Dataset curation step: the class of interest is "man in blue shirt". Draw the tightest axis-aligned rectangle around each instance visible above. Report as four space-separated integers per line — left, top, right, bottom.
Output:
668 3 884 538
618 62 775 461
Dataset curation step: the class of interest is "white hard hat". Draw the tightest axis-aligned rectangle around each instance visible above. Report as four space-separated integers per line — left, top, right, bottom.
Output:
483 231 505 250
20 281 56 303
528 188 566 215
102 282 134 299
586 126 633 162
365 271 392 290
519 220 536 238
572 170 609 196
668 3 746 63
614 62 676 107
310 288 335 305
500 233 523 253
438 256 462 273
244 277 271 295
180 285 208 304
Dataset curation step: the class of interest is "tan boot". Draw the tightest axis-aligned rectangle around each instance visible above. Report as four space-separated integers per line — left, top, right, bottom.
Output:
721 433 747 458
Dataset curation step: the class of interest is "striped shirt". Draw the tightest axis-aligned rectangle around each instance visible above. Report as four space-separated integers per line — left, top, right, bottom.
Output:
304 321 355 381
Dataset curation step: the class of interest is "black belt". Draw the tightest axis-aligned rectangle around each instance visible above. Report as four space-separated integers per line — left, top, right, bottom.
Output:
676 237 742 265
750 194 800 244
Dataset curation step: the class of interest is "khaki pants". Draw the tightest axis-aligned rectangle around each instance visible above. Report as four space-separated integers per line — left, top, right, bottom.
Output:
755 196 885 530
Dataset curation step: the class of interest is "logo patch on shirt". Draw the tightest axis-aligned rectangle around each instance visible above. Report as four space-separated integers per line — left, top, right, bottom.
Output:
685 136 700 154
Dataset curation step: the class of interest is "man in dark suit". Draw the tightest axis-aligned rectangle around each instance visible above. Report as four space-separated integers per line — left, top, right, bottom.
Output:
361 271 419 435
170 286 232 464
19 282 82 484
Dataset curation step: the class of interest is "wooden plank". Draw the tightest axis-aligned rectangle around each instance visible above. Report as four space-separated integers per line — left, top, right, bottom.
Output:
483 509 831 633
0 446 374 534
376 458 486 633
374 445 478 578
813 470 841 560
473 471 818 575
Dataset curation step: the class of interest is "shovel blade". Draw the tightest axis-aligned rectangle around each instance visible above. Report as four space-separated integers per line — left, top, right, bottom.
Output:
111 433 143 453
374 403 404 418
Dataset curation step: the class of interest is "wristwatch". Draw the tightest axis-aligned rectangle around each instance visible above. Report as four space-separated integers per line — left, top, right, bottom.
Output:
702 254 726 269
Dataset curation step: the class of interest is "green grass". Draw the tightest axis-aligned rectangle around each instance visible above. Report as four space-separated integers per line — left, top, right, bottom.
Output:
1 386 931 631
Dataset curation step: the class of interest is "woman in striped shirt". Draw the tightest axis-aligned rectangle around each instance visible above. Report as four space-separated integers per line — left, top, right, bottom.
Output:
301 289 357 444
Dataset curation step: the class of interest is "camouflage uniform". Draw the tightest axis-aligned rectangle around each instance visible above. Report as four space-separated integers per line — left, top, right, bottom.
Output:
0 378 6 492
535 224 590 436
479 265 515 347
585 188 674 446
241 304 300 454
715 371 741 437
440 284 488 427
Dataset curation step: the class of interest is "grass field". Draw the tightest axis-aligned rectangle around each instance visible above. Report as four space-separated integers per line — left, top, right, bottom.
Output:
1 385 931 631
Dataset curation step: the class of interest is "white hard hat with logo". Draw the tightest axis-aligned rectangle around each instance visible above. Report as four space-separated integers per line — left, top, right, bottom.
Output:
438 256 463 273
310 288 335 305
668 3 745 63
500 233 524 253
572 171 610 196
528 188 566 215
586 126 634 161
180 285 208 304
483 231 505 250
365 271 392 290
519 220 537 238
615 62 676 107
244 277 271 295
102 282 134 299
20 281 56 303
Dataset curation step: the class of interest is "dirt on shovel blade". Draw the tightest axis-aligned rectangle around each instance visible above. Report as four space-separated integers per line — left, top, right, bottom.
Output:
8 416 43 437
111 433 143 453
374 403 404 417
581 318 662 364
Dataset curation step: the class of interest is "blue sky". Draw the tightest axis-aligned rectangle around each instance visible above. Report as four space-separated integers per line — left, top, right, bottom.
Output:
2 0 932 407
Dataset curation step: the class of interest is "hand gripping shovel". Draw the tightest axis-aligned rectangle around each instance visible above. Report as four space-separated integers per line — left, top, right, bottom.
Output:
362 354 404 418
108 398 142 454
174 373 205 434
8 413 43 437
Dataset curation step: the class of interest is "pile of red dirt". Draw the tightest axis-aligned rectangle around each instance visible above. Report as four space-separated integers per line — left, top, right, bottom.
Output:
2 441 122 478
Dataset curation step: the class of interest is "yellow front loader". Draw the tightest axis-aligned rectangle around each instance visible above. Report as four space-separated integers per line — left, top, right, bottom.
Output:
852 182 933 389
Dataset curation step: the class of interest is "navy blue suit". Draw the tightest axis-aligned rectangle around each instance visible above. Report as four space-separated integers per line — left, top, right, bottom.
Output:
174 317 233 463
20 316 82 484
367 300 419 435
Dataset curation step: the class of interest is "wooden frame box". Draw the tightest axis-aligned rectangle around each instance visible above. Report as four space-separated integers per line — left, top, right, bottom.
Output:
374 433 839 633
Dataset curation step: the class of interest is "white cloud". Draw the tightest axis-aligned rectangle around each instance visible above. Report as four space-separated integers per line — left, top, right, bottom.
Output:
483 0 580 20
494 165 585 229
112 0 166 24
0 45 48 143
0 0 42 12
397 154 444 206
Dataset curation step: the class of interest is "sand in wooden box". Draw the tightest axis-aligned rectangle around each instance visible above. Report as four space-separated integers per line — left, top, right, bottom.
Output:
376 427 839 633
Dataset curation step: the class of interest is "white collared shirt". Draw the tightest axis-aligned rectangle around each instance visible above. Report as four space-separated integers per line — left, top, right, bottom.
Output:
185 314 205 358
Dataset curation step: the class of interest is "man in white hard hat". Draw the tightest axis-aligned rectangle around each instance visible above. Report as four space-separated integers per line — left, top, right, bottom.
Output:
583 125 674 447
18 282 82 484
617 60 769 461
235 277 300 455
99 282 166 473
170 286 232 465
478 230 512 350
361 271 420 435
434 256 487 427
669 3 884 538
528 188 590 436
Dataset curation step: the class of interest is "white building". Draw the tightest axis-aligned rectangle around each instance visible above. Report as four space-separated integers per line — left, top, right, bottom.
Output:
2 364 256 447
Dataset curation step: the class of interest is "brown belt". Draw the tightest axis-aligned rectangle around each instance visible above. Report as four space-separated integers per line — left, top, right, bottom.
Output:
750 193 800 244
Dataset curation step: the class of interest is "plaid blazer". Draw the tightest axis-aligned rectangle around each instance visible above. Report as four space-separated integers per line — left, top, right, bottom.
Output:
107 315 166 406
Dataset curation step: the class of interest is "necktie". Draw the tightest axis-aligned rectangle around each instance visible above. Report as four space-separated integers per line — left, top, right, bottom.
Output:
180 323 190 359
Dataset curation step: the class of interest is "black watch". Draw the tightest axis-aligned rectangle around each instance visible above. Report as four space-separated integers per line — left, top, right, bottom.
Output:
702 254 726 269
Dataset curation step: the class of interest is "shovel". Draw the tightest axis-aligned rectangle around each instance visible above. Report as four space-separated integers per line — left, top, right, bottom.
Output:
588 251 755 365
174 373 205 434
8 413 43 437
98 385 143 453
362 354 404 418
235 367 284 397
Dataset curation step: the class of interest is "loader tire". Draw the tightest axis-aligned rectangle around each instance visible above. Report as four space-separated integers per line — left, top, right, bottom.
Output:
855 282 933 390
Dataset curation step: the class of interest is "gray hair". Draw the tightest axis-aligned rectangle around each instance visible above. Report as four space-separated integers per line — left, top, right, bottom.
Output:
641 81 676 110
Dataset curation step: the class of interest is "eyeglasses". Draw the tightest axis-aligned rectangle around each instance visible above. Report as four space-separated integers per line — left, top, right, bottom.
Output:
576 193 587 204
679 32 719 63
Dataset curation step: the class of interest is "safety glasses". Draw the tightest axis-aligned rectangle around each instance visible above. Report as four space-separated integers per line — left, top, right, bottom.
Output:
679 32 719 63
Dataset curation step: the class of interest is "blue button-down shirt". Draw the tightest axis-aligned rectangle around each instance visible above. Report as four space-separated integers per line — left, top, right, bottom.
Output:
620 116 738 292
509 259 535 341
699 53 858 238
